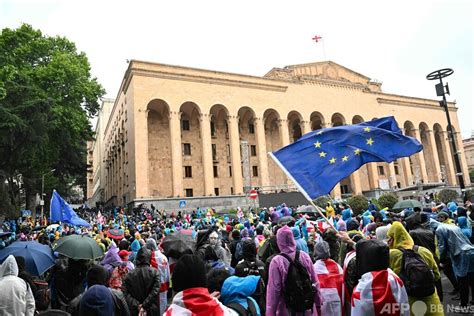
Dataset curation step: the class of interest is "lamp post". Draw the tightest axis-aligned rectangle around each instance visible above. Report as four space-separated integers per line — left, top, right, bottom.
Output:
41 169 55 222
426 69 465 194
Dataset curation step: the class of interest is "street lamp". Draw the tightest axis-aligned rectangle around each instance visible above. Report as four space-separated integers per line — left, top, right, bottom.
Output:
41 169 55 222
426 68 465 194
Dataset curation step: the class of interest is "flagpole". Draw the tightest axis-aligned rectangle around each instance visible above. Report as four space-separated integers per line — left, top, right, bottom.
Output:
268 152 336 231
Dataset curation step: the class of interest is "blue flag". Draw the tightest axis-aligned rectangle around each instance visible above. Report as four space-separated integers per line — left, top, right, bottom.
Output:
50 190 91 227
270 116 423 200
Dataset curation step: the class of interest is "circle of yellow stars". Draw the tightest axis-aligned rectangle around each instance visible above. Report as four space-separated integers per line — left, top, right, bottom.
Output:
313 127 374 165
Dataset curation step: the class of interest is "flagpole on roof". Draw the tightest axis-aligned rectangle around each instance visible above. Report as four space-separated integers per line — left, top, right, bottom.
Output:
268 152 336 230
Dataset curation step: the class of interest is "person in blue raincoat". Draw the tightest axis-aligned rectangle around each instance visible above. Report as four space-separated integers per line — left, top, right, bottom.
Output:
220 275 262 316
435 223 474 308
291 227 309 254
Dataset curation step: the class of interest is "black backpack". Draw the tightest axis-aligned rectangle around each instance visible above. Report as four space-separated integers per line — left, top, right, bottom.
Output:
226 297 259 316
279 251 315 313
398 245 435 298
242 261 266 314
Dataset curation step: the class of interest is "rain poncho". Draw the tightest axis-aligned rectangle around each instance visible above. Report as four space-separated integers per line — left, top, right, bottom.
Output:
435 223 474 278
457 216 472 238
292 227 309 254
387 222 442 316
0 255 35 316
220 275 261 315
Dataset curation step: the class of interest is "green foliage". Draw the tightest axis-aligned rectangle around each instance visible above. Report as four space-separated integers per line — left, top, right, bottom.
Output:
314 196 331 208
370 198 381 210
465 189 474 203
0 24 105 211
378 193 399 210
437 189 458 204
469 169 474 183
347 195 369 215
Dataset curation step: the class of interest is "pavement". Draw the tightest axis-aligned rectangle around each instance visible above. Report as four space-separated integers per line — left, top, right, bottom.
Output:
441 272 473 315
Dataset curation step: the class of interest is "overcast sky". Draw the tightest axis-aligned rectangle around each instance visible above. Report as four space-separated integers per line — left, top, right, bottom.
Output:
1 0 473 138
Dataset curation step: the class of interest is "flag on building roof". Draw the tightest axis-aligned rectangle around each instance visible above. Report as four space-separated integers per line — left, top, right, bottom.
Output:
269 116 423 201
50 190 91 227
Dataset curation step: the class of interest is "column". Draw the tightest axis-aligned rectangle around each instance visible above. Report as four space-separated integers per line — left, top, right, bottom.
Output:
302 120 312 135
412 129 429 183
254 117 270 187
402 157 413 187
169 111 183 197
441 131 457 185
200 113 215 196
454 130 472 185
135 110 149 198
279 119 290 147
228 115 244 194
388 162 396 189
367 163 379 189
427 130 442 183
350 171 363 195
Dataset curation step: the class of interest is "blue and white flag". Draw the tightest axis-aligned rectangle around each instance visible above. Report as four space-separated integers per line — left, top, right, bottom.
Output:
50 190 90 227
270 116 423 200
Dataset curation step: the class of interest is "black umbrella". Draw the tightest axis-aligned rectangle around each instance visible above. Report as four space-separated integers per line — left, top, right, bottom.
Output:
161 230 195 259
278 216 296 226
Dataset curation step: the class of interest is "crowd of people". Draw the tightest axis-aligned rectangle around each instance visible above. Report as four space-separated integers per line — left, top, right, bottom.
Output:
0 198 474 315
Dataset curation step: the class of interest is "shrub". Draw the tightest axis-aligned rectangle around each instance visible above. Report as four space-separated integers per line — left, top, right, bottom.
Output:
464 189 474 203
370 198 382 210
314 196 331 209
437 189 458 204
347 195 369 215
378 193 399 210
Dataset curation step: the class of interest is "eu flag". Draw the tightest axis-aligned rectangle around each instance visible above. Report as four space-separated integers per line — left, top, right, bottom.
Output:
50 190 91 227
269 116 423 200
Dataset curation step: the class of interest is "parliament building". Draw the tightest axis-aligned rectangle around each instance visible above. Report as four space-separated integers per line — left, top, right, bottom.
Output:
86 60 471 209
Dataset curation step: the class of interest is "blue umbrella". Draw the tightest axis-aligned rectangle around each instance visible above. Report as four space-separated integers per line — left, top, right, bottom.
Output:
0 241 55 276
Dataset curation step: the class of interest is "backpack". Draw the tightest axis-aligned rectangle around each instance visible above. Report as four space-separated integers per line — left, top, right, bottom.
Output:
398 245 435 298
226 297 259 316
109 264 129 290
34 280 51 311
279 251 315 313
242 261 266 313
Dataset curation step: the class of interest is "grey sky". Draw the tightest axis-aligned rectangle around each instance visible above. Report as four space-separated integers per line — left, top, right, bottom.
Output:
1 0 472 137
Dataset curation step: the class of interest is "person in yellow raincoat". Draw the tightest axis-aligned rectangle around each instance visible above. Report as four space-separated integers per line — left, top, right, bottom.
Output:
387 222 444 316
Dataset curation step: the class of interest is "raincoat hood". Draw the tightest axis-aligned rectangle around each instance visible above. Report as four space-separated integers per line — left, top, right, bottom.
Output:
0 255 18 277
276 225 296 256
458 216 469 229
101 242 120 266
387 221 414 249
356 239 390 278
135 248 152 266
375 224 391 243
242 239 257 260
291 227 302 240
313 240 330 260
220 275 260 307
145 238 158 251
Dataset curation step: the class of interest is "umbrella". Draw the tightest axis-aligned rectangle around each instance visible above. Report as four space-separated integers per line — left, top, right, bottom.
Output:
392 199 422 211
161 230 195 259
0 241 55 276
53 234 104 260
107 229 124 240
278 216 296 226
32 225 47 231
47 224 60 231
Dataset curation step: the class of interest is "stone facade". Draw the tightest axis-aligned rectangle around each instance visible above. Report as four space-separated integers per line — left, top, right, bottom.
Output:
87 60 471 207
463 134 474 171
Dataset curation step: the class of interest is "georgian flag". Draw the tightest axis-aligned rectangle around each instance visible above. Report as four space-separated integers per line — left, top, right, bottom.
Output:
351 269 409 316
314 258 344 316
165 288 237 316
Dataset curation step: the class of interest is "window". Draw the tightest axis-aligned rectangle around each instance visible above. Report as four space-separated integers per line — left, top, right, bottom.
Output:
397 182 401 189
230 187 234 194
185 188 193 197
341 184 350 194
229 166 232 177
250 145 257 156
212 144 217 161
252 166 258 177
394 165 399 175
183 143 191 156
182 120 190 131
248 123 255 134
184 166 192 178
213 165 218 178
210 121 216 136
214 188 219 196
378 166 385 175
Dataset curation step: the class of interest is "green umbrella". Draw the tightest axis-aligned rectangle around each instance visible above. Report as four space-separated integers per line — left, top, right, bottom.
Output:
392 199 422 211
52 234 104 260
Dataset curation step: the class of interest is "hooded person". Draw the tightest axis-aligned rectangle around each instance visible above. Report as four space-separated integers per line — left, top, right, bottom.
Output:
352 239 409 316
220 275 262 316
266 225 322 315
375 224 391 244
101 241 122 275
313 240 343 316
122 247 161 315
387 222 443 315
292 226 309 254
146 238 170 315
0 255 35 316
457 216 472 239
165 255 237 315
435 223 474 308
79 284 115 316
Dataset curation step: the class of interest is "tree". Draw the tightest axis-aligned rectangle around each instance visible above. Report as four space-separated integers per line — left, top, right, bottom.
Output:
0 24 104 214
378 193 399 210
469 169 474 184
437 189 458 204
347 195 368 215
314 196 331 208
